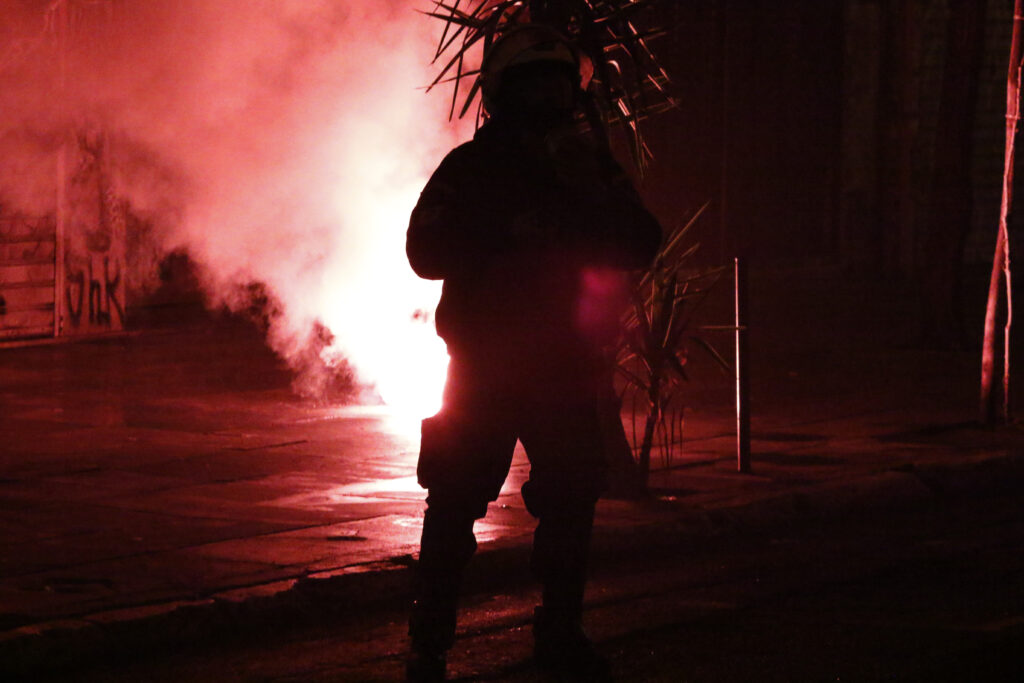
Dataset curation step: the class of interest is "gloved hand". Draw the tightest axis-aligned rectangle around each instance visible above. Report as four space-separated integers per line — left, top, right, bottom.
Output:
508 206 577 249
544 128 613 196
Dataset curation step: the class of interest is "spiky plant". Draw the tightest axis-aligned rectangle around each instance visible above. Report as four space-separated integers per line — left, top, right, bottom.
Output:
422 0 676 174
616 203 730 482
423 1 717 492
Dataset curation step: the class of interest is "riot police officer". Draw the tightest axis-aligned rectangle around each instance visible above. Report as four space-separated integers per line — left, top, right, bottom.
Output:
406 24 661 681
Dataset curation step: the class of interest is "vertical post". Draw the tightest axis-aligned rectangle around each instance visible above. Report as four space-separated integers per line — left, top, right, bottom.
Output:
735 257 751 472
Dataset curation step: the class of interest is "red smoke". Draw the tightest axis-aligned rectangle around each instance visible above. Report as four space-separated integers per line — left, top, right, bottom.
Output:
0 1 469 415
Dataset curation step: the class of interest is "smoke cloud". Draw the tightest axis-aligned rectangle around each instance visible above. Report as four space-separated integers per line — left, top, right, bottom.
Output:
0 0 469 412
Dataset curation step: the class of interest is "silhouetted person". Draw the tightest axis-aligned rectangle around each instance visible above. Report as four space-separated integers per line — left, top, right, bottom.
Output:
405 24 661 682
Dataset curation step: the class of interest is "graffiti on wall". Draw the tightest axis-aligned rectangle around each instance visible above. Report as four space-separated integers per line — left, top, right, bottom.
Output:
61 130 126 334
64 254 123 327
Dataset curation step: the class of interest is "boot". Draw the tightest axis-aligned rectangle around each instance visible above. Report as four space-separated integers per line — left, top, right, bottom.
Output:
407 505 477 682
407 596 459 682
406 647 446 682
533 606 610 680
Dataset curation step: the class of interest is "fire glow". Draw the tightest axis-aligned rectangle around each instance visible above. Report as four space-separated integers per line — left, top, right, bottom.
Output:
0 1 468 417
319 178 451 418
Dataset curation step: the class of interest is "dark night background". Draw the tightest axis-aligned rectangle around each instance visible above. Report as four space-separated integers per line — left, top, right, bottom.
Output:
2 2 1024 680
635 0 1013 356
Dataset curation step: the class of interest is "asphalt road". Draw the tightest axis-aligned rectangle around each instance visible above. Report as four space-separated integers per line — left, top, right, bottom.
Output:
51 482 1023 683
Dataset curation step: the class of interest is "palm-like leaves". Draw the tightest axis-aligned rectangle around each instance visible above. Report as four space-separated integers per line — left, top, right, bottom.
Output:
422 0 677 174
617 202 729 478
423 2 705 487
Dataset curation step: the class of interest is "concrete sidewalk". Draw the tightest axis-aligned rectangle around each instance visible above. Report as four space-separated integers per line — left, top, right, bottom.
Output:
2 279 1023 675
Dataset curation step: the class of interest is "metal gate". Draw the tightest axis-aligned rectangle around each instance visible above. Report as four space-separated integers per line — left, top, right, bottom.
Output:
0 214 57 341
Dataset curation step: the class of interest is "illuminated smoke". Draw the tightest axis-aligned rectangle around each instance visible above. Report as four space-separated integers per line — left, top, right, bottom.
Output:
0 1 469 415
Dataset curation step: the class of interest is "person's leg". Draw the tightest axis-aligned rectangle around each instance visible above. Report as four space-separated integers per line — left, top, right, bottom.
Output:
407 494 482 679
530 498 596 621
408 366 517 679
519 396 609 676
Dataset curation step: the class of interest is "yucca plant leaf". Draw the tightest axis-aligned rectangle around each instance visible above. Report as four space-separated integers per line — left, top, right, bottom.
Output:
636 347 654 377
616 97 648 172
424 68 482 88
636 202 709 291
603 58 647 171
643 265 675 311
685 273 725 321
664 351 689 383
671 287 709 301
425 18 494 92
449 49 466 118
660 241 701 280
420 10 482 28
652 273 676 343
660 290 681 348
617 349 639 365
645 278 665 333
677 264 728 286
435 22 469 62
434 0 460 59
592 0 660 25
643 62 673 97
662 201 709 254
426 44 474 91
458 77 484 118
623 318 652 361
616 365 650 393
428 0 479 23
629 285 652 343
690 335 731 375
623 16 668 67
621 327 645 358
624 27 671 58
664 312 692 355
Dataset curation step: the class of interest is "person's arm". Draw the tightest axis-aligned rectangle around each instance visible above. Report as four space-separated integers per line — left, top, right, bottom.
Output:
406 146 492 280
581 158 663 269
546 133 662 269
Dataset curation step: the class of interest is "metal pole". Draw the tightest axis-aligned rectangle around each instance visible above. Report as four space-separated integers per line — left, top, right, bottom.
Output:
735 257 751 472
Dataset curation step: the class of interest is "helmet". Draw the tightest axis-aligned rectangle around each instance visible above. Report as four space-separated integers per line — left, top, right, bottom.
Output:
480 24 581 107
